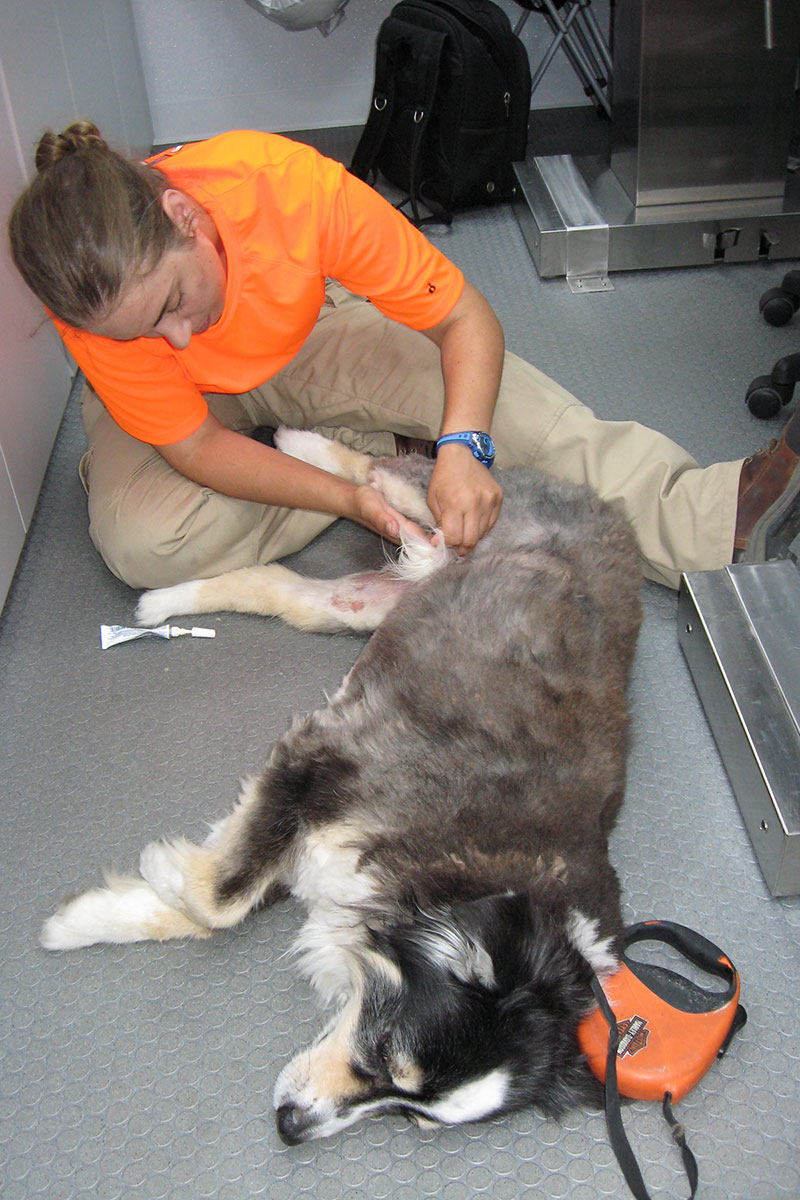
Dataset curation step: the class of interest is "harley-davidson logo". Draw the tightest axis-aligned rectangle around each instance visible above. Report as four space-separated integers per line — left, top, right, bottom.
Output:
616 1014 650 1058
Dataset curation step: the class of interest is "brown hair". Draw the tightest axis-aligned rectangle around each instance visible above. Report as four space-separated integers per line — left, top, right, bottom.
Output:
8 120 188 328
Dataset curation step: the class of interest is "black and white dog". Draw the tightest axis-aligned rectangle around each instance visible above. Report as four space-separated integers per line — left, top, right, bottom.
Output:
42 430 642 1145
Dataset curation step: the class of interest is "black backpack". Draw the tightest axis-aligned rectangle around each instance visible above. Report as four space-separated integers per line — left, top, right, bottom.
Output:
350 0 531 224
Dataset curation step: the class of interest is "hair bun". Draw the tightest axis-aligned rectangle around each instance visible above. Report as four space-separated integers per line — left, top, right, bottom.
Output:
34 121 105 174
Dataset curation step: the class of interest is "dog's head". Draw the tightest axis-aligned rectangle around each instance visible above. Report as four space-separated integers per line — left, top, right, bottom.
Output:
273 893 613 1143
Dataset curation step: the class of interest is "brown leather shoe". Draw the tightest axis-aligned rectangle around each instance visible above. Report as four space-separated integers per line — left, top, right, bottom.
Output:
734 431 800 561
395 434 437 459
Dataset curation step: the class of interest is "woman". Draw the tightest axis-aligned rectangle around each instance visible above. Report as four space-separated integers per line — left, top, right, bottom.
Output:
9 121 800 589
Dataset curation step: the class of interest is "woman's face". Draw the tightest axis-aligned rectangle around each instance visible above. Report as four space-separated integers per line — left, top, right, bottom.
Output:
87 192 227 350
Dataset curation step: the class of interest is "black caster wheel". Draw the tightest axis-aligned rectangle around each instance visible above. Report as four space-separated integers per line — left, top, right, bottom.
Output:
759 287 800 327
745 375 792 419
759 269 800 326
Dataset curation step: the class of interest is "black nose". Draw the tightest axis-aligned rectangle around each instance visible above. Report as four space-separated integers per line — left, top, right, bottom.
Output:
276 1103 315 1145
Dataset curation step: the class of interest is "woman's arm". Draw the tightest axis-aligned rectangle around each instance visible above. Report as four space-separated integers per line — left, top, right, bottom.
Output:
421 280 505 555
156 413 427 544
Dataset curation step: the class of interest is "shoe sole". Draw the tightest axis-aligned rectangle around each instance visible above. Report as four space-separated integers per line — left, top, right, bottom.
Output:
741 459 800 562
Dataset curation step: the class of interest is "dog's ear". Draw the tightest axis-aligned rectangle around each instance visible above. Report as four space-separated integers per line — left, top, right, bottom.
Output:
453 893 598 1002
396 906 497 990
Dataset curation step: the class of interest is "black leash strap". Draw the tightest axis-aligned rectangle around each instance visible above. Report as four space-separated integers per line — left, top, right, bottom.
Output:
589 975 699 1200
662 1092 699 1198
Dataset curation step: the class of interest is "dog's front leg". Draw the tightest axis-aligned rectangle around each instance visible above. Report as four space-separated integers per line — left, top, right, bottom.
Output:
138 773 293 931
274 427 436 527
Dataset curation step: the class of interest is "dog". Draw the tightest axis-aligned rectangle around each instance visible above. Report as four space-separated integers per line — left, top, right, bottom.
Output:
41 429 642 1145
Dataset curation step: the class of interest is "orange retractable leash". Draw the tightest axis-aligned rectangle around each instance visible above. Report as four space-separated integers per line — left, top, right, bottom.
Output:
578 921 747 1200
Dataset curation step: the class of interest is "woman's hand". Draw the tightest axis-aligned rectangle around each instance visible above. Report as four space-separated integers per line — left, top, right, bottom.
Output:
349 483 433 546
425 445 503 555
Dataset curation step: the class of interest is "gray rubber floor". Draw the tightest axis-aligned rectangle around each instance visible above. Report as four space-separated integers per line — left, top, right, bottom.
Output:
2 126 799 1200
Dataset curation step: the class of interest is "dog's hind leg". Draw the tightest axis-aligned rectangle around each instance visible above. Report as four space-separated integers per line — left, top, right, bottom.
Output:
273 428 374 484
136 561 414 633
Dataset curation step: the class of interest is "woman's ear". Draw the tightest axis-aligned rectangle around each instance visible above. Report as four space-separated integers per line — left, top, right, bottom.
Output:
161 189 197 236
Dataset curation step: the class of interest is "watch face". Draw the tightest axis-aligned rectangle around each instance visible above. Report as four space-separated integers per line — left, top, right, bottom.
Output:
474 433 493 458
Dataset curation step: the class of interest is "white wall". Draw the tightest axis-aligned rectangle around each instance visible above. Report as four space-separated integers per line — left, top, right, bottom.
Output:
0 0 153 612
132 0 609 144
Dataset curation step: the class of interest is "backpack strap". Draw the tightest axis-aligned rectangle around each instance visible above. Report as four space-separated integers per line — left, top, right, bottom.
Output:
399 27 447 225
350 36 396 184
352 23 450 227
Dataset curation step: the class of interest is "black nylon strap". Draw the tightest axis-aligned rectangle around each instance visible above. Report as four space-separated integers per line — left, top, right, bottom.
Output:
351 23 449 226
590 975 652 1200
397 28 446 224
662 1092 699 1199
590 973 702 1200
350 39 396 182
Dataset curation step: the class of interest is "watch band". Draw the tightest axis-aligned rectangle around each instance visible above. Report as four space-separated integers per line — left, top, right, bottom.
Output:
435 431 496 468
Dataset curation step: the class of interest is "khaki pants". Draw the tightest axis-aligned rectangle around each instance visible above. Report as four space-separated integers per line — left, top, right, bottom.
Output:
79 283 740 591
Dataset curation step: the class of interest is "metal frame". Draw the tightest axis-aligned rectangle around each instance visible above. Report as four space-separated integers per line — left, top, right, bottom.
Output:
514 0 612 117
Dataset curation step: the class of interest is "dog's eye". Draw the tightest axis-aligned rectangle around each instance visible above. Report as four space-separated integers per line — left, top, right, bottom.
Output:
350 1034 393 1086
350 1061 378 1085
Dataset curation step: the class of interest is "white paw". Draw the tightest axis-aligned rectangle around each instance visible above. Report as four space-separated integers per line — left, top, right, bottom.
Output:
274 428 371 483
139 841 187 911
273 427 332 466
40 901 102 950
136 580 201 626
40 876 167 949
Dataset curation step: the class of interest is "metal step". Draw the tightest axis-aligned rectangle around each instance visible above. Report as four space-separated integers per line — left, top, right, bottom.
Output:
678 560 800 896
513 154 800 287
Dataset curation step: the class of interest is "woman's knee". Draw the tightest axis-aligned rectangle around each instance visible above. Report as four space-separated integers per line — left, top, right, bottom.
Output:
88 485 264 589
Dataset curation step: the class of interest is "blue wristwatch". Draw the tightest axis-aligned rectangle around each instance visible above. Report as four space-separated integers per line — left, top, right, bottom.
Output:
435 431 496 468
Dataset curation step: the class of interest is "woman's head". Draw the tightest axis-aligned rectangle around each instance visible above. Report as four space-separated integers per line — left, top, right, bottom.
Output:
8 121 191 330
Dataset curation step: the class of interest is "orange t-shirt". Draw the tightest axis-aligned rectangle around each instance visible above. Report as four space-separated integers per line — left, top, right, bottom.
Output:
54 130 464 445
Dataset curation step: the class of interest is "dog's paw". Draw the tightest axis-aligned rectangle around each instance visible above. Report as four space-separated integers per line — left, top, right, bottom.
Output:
40 874 186 949
273 427 332 465
136 580 202 626
366 465 434 526
274 428 372 483
139 841 187 911
40 891 110 950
